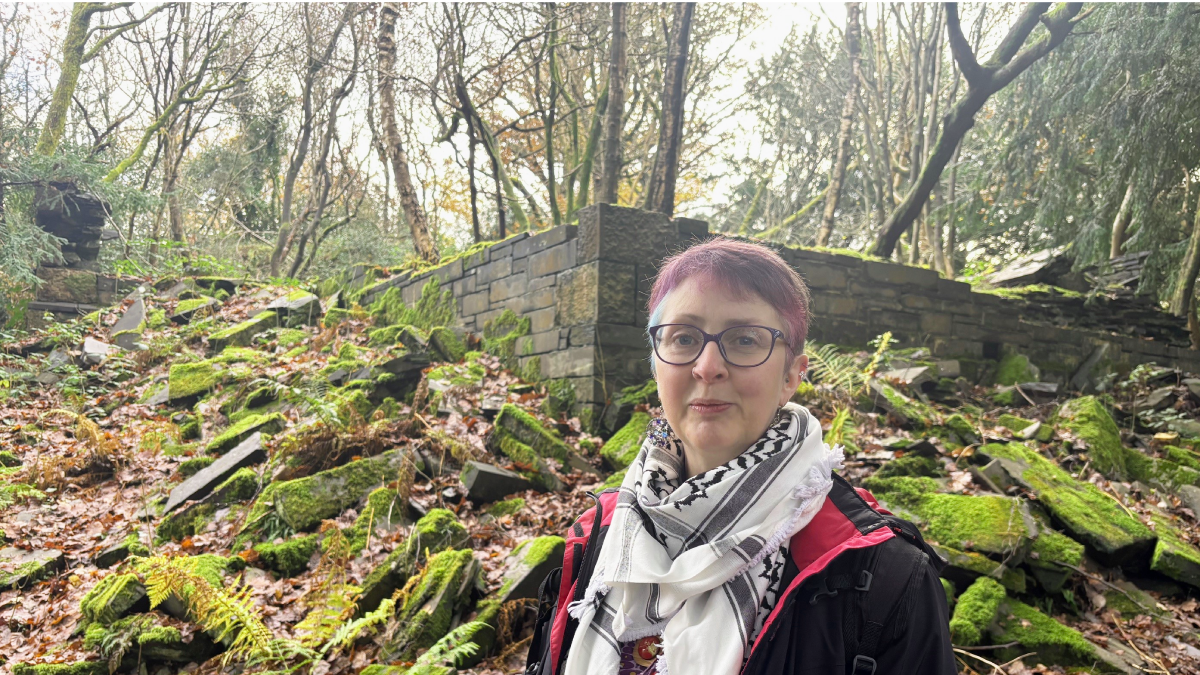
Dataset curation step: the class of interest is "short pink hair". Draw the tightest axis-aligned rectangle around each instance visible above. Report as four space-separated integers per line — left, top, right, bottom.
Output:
648 237 812 353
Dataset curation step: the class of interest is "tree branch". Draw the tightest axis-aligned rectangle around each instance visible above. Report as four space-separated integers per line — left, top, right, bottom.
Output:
945 3 985 87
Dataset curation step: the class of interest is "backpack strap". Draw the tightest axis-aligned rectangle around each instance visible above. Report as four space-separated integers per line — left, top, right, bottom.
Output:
848 530 931 674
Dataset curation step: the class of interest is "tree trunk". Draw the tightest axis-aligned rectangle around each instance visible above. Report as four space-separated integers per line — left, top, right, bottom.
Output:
379 2 438 263
598 2 627 205
37 3 97 156
466 114 481 243
872 2 1083 258
816 2 863 247
642 2 694 216
545 6 561 226
1171 190 1200 320
1110 177 1135 259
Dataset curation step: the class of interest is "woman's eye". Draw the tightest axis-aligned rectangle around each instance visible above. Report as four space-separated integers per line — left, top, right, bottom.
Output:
674 334 696 346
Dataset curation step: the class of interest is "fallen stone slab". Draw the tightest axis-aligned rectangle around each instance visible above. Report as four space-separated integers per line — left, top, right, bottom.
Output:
381 548 481 662
109 294 145 350
990 599 1135 673
930 543 1026 593
880 366 934 394
266 290 323 327
1179 484 1200 516
170 296 219 324
461 535 566 666
0 548 65 590
82 337 111 366
163 433 267 514
910 493 1037 563
600 411 650 470
205 413 284 455
1149 512 1200 589
460 461 537 502
379 350 430 376
867 380 935 428
493 403 598 476
357 509 469 615
208 310 277 351
93 532 149 569
244 449 412 534
80 572 147 624
428 326 466 362
974 443 1156 569
167 359 227 403
191 276 238 295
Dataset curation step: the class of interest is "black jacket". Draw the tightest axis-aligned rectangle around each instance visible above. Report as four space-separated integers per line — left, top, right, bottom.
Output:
527 474 957 675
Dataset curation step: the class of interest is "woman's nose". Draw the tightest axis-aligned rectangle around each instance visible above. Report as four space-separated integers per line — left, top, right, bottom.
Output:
691 341 728 381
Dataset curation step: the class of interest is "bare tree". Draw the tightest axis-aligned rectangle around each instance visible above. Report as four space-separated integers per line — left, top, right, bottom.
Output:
598 2 627 205
643 2 695 216
816 2 863 247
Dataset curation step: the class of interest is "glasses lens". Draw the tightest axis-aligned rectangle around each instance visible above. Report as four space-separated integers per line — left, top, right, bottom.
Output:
655 325 704 364
720 326 775 366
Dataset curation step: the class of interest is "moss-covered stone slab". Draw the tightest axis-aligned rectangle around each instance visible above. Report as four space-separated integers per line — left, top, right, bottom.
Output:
866 380 935 428
929 544 1026 593
975 443 1156 569
460 536 566 666
93 532 149 569
990 600 1132 673
357 509 468 615
208 310 278 352
266 290 323 327
994 353 1039 386
948 576 1005 646
493 404 598 475
381 548 480 662
1057 396 1133 481
170 296 219 324
493 435 564 492
254 533 320 577
10 662 107 675
205 413 284 455
1149 512 1200 589
428 326 466 363
600 412 650 470
109 294 145 350
1026 513 1084 593
0 548 65 591
80 573 147 625
244 449 412 535
192 277 238 295
84 615 218 664
167 359 227 403
164 433 266 514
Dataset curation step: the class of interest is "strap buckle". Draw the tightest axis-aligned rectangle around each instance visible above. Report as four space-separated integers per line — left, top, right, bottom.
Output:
809 577 839 605
851 655 877 675
855 570 874 592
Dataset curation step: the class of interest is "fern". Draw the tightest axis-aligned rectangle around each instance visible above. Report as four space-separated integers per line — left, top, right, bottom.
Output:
134 555 274 663
863 331 894 380
411 620 488 668
806 342 866 395
320 598 395 658
824 407 861 455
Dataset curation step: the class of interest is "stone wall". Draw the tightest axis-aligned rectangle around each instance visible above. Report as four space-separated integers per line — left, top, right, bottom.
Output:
352 204 1200 415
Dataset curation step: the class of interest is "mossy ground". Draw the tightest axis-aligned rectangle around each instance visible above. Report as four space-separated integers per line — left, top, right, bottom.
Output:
485 497 525 518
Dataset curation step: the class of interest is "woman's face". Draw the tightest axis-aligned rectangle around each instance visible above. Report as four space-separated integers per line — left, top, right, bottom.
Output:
653 275 807 476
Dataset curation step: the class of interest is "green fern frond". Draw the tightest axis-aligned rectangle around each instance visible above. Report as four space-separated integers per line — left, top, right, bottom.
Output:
824 407 861 455
806 342 865 394
412 620 488 668
319 598 395 657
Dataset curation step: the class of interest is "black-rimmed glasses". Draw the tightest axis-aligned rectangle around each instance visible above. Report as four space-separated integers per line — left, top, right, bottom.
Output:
648 324 787 367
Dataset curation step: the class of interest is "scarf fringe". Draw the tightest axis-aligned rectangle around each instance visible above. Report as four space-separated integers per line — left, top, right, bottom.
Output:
567 563 611 619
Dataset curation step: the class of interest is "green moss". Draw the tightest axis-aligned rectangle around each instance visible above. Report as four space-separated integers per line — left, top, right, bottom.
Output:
205 412 285 455
496 434 560 491
1149 512 1200 587
860 476 940 509
991 387 1016 406
913 493 1033 558
516 535 565 566
243 451 405 534
875 455 944 479
178 456 215 477
323 307 353 328
213 346 267 365
541 378 577 418
618 380 658 406
371 279 455 333
387 548 476 660
428 326 466 363
177 414 200 441
944 414 978 443
175 297 216 315
155 503 215 543
168 360 225 401
343 487 404 556
997 413 1033 432
1057 396 1133 481
485 498 526 518
875 382 935 428
208 311 278 350
275 328 307 348
602 469 627 489
941 578 955 606
977 443 1155 564
0 450 20 467
494 404 571 461
995 353 1038 386
80 573 144 625
948 576 1006 646
1030 527 1084 567
428 361 486 388
1166 445 1200 471
930 543 1027 593
214 467 259 503
993 600 1099 666
600 412 650 470
481 309 531 369
255 533 320 577
121 532 149 558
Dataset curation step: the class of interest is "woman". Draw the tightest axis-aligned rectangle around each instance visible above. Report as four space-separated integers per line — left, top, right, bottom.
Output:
526 237 956 675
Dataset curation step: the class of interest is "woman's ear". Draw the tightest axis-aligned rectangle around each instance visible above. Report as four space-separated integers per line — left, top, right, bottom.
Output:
780 353 808 406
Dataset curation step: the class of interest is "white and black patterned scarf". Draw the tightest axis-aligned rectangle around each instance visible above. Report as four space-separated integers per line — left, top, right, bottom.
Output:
564 403 843 675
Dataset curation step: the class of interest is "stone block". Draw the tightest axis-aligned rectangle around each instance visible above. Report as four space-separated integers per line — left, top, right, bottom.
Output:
936 278 973 299
675 217 709 239
528 242 576 278
37 268 99 304
577 204 679 267
868 309 921 333
540 347 596 379
110 295 146 350
428 259 463 286
931 338 983 359
461 291 489 316
863 261 939 289
920 312 953 335
798 263 848 290
524 286 556 312
475 256 512 285
515 330 559 356
164 433 266 514
812 294 858 317
462 247 489 270
452 275 476 296
597 323 652 349
266 291 323 327
511 256 528 274
460 462 535 503
530 275 556 291
849 281 898 299
513 225 577 259
528 307 556 333
568 325 597 347
953 320 990 341
792 247 864 269
489 272 529 303
899 294 934 310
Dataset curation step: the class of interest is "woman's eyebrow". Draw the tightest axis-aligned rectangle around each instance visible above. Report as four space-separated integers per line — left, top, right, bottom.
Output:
669 313 765 326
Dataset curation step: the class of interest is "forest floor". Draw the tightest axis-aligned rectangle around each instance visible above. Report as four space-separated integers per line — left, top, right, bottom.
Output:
0 274 1198 675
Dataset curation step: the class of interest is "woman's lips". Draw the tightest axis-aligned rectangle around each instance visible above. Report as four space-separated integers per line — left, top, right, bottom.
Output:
689 399 732 415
